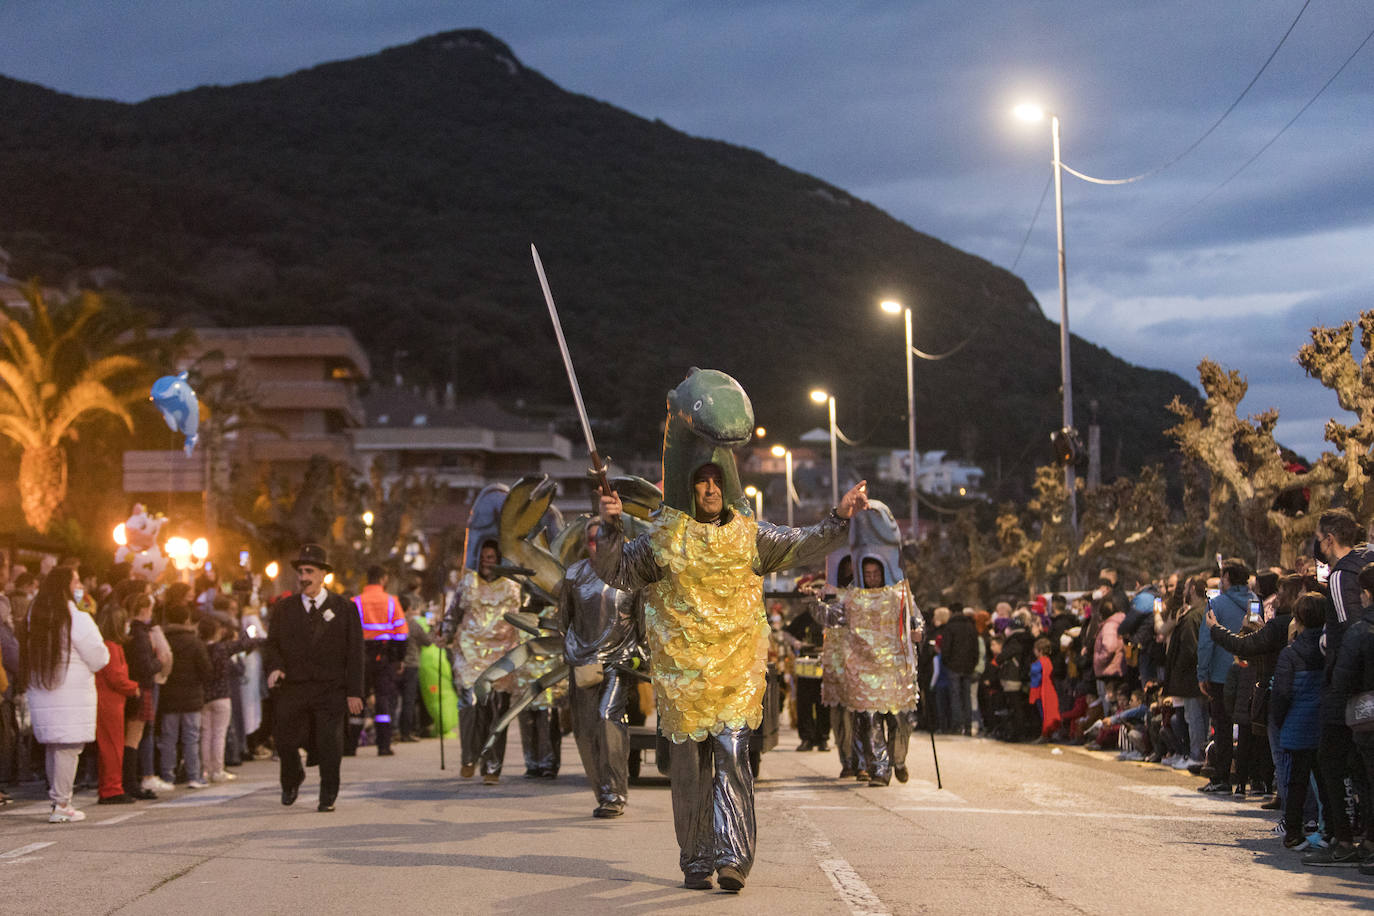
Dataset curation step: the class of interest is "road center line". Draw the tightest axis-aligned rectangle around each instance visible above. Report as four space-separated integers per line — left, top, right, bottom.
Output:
787 807 890 916
1 842 56 859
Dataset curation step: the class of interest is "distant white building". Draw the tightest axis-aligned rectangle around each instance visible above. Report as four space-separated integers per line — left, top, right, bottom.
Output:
879 449 985 497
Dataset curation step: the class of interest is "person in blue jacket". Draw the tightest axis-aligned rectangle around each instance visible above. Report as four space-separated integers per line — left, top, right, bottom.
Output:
1196 558 1252 793
1272 593 1331 849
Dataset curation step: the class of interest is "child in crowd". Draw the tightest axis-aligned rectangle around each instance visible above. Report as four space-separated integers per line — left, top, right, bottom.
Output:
94 601 140 804
1027 637 1060 740
159 603 211 788
198 617 261 783
1272 593 1329 849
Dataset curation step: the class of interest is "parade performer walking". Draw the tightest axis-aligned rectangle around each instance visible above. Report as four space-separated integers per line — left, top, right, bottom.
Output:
263 544 364 813
351 565 408 756
595 367 867 893
444 520 522 784
831 502 921 787
559 516 645 818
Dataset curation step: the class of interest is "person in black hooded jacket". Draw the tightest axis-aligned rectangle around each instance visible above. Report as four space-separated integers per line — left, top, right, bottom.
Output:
1330 563 1374 874
941 609 980 736
1206 573 1299 803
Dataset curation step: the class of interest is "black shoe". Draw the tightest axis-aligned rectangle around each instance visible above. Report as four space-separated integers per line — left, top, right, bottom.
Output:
593 804 624 818
1231 786 1247 797
1197 781 1230 794
128 787 158 801
796 742 814 752
716 865 746 892
1303 841 1360 867
838 768 854 779
867 776 890 787
98 794 135 805
1260 797 1282 810
524 769 541 779
816 743 830 752
683 872 713 890
281 783 300 806
317 799 336 813
894 765 909 784
378 748 395 757
541 770 558 779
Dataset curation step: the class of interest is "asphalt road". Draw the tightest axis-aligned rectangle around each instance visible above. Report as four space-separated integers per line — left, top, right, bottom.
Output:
1 728 1368 915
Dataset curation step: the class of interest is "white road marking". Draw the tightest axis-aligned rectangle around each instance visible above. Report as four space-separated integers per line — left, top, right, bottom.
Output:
787 806 890 916
888 805 1251 823
1021 781 1093 810
0 803 53 818
1116 784 1244 813
96 811 147 826
1 842 55 859
149 782 268 808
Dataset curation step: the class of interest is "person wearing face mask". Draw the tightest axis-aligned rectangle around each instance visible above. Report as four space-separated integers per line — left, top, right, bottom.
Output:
1084 569 1130 715
22 567 110 822
263 545 364 813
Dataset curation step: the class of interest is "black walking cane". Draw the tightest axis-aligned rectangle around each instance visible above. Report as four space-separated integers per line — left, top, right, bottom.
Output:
436 640 446 771
928 718 942 789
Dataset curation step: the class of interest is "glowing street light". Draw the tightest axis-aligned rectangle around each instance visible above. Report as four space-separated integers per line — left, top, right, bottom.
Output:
264 561 280 581
113 523 128 547
744 484 764 522
1014 99 1078 539
881 299 918 541
362 510 375 527
810 389 839 506
191 537 209 563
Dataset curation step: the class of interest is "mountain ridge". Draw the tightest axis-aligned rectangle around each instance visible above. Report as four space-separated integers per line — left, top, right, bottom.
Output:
0 28 1197 494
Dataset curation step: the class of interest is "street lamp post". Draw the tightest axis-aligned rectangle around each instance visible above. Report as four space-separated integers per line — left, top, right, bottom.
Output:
1015 103 1078 540
744 485 764 523
882 300 918 541
810 389 839 507
771 444 795 528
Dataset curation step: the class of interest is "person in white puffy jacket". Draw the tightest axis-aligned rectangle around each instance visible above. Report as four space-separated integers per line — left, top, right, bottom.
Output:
22 567 109 823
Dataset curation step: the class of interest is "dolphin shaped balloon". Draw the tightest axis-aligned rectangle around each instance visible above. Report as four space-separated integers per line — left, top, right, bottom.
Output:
150 372 200 457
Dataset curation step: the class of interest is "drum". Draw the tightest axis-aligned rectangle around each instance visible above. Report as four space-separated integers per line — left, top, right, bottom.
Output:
794 656 823 679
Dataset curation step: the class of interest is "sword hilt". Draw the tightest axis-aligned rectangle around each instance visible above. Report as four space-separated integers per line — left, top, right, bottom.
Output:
590 449 611 497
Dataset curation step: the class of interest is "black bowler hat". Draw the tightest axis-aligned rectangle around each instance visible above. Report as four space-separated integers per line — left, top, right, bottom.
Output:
290 543 333 573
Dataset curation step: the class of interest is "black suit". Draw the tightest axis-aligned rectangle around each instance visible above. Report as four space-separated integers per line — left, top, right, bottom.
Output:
263 591 364 805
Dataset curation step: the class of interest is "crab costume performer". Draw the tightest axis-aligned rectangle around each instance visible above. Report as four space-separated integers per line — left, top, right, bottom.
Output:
595 368 867 893
444 484 523 782
829 500 922 787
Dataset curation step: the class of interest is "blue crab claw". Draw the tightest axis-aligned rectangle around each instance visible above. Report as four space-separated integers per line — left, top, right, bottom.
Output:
499 475 566 602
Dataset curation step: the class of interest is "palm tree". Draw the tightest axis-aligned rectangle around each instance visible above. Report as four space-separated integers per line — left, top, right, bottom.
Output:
0 285 148 533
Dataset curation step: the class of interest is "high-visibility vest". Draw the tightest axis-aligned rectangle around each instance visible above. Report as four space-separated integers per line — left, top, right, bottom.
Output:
354 586 409 642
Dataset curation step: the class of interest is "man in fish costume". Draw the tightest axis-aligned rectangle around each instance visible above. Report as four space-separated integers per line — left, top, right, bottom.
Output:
443 485 522 784
833 501 921 787
595 368 868 892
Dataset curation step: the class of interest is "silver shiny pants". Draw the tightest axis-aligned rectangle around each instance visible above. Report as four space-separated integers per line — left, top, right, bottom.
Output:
570 671 630 809
668 726 755 877
458 687 510 776
518 706 561 775
853 711 911 784
831 706 858 771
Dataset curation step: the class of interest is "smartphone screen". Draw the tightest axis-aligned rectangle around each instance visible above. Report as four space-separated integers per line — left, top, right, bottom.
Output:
239 550 250 568
1248 599 1261 621
1316 562 1330 584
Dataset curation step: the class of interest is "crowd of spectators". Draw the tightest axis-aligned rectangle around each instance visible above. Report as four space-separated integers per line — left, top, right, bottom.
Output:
0 558 440 823
923 507 1374 874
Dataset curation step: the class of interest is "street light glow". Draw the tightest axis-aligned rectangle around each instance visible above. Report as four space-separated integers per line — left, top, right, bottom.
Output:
744 485 758 497
810 389 829 404
191 537 209 562
362 510 374 527
754 426 766 438
1013 102 1045 122
880 299 903 314
265 561 280 580
770 444 787 458
113 523 127 546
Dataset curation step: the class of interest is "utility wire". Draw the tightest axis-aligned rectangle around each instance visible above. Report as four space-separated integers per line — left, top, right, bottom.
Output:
1059 0 1313 186
1161 20 1374 227
1010 173 1053 272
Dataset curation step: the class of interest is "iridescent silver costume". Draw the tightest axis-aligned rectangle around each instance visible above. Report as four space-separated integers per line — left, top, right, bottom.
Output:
558 557 644 816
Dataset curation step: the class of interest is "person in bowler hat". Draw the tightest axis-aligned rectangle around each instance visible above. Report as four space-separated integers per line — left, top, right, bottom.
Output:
263 544 364 812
